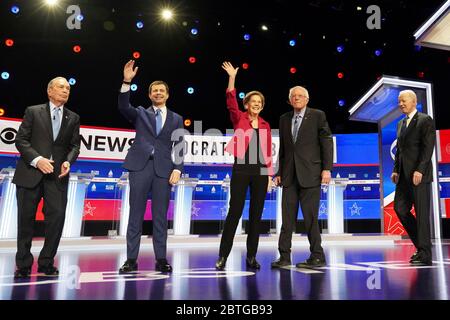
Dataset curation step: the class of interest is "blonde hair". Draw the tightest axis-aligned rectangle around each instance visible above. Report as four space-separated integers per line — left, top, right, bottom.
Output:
243 91 265 108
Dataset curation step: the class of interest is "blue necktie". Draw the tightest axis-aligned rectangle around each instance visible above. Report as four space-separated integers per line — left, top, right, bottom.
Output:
292 114 301 142
52 108 61 141
400 116 409 136
155 109 162 135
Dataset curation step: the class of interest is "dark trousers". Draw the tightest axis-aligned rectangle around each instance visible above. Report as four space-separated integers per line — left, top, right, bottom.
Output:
394 174 432 259
16 176 67 269
127 159 171 260
278 178 323 261
219 171 268 259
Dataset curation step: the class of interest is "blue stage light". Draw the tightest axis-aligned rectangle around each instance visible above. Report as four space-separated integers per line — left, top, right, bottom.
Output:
77 14 84 21
190 28 198 35
289 40 296 46
1 72 10 80
338 99 345 107
375 49 382 56
239 92 245 99
136 21 144 29
130 84 138 91
243 33 250 41
187 87 194 94
337 45 344 53
11 6 20 14
68 78 76 85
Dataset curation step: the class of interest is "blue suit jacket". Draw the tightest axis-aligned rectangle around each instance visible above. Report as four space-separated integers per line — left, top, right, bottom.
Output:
118 91 184 178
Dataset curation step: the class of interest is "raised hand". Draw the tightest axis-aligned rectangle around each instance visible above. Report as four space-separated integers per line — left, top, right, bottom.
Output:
222 61 239 78
123 60 139 82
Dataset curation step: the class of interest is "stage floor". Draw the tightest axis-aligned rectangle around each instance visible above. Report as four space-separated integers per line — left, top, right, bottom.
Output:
1 235 449 300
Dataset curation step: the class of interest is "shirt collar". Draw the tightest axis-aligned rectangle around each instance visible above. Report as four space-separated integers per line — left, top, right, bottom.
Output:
407 109 417 119
153 106 167 114
49 101 64 112
294 107 306 118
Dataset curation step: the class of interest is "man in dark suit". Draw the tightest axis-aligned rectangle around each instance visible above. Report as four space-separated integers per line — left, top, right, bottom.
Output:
118 60 184 273
272 86 333 269
391 90 436 266
13 77 80 278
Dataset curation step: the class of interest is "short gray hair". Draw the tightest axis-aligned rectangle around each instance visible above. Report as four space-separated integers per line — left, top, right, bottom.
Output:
289 86 309 100
399 89 417 103
47 77 68 90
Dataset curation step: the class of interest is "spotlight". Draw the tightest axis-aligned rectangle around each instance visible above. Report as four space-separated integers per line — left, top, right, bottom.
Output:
188 56 196 63
290 67 297 74
133 51 141 59
136 21 144 29
243 33 251 41
289 40 296 46
187 87 194 94
337 72 344 79
337 45 344 53
76 14 84 21
68 78 76 85
338 99 345 107
45 0 58 5
0 108 5 117
261 25 268 31
357 6 363 11
131 84 138 91
374 49 382 56
190 28 198 35
242 63 249 70
1 72 10 80
162 9 173 20
239 92 245 99
417 71 425 78
5 39 14 47
73 45 81 53
11 6 20 14
184 119 192 127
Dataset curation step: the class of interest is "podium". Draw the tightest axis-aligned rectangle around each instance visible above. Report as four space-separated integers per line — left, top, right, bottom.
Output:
173 178 199 235
62 172 95 238
325 178 349 234
221 177 243 234
116 172 130 236
0 168 18 239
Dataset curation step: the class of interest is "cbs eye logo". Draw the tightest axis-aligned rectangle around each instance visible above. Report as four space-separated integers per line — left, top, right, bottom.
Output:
0 127 17 144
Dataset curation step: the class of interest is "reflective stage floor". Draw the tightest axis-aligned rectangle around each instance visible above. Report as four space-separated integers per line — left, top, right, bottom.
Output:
0 235 449 300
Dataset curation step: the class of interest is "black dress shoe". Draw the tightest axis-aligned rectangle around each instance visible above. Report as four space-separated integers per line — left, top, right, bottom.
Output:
14 268 31 279
271 259 291 269
119 259 138 274
215 257 227 270
155 259 173 272
296 257 326 269
37 265 59 276
246 257 261 269
409 251 419 263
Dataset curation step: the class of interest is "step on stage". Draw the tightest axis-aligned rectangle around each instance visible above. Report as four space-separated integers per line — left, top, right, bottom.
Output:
0 234 449 300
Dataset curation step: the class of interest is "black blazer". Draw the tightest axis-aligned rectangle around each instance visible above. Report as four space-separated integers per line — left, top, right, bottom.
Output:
277 107 333 188
393 111 436 183
13 103 81 189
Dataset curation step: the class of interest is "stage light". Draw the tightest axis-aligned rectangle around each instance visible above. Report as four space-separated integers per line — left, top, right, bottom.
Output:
5 39 14 47
261 25 268 31
11 6 20 14
133 51 141 59
68 78 76 85
77 14 84 21
242 63 249 70
136 21 144 29
414 45 422 52
189 56 196 63
290 67 297 74
162 9 173 20
417 71 425 78
0 108 5 117
73 45 81 53
130 84 138 91
337 45 344 53
190 28 198 35
357 6 363 11
243 33 251 41
184 119 192 127
45 0 58 5
374 49 382 56
187 87 194 94
239 92 245 99
1 72 10 80
338 99 346 107
289 40 296 46
337 72 344 79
